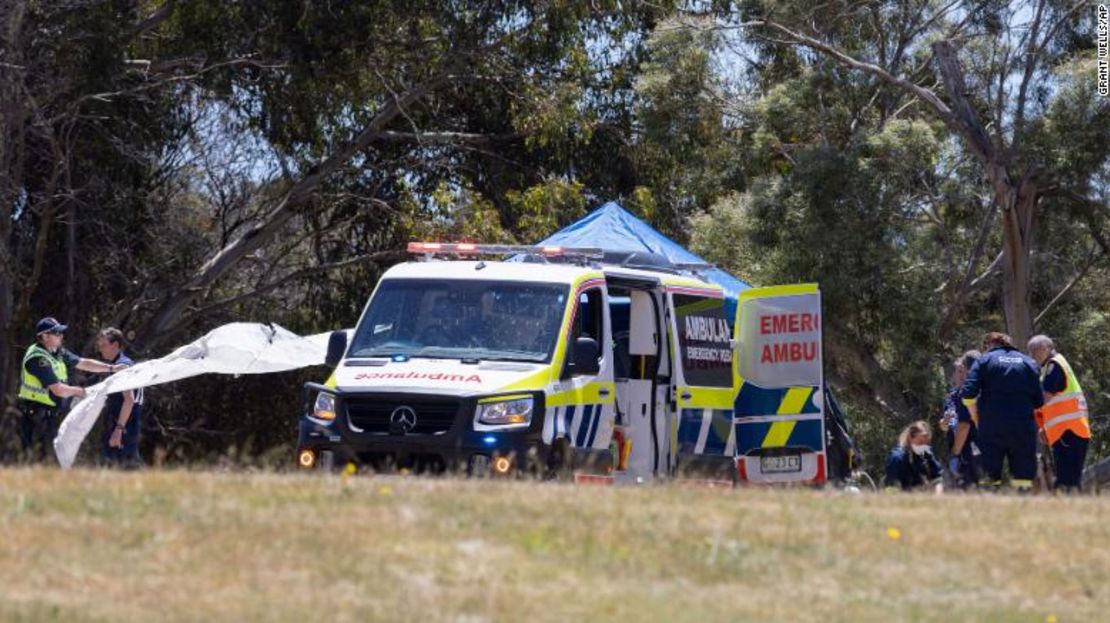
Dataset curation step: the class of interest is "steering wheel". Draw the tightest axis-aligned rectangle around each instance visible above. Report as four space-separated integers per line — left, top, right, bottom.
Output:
417 325 453 346
377 339 420 348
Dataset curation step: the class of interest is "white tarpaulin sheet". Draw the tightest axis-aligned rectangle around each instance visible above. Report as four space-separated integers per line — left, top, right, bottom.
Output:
54 322 334 468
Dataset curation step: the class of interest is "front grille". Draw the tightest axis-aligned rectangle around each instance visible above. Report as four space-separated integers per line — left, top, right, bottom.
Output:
345 396 461 435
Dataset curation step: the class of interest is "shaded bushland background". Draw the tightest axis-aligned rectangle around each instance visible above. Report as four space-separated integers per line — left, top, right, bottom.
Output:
2 1 1107 472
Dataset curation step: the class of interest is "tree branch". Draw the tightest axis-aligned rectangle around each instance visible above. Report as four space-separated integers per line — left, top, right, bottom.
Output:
1033 246 1105 328
170 250 407 332
62 58 285 118
932 40 998 164
969 250 1004 289
130 0 177 40
746 20 962 131
1013 0 1047 143
937 200 1000 342
747 18 1010 173
373 130 517 145
132 68 456 351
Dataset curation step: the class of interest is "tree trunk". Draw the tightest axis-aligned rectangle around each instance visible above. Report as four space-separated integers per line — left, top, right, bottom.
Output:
65 201 76 321
999 179 1038 346
0 268 12 415
0 0 26 412
988 166 1037 348
934 41 1038 347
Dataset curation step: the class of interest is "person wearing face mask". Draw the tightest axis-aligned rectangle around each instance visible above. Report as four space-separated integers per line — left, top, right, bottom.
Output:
883 421 943 491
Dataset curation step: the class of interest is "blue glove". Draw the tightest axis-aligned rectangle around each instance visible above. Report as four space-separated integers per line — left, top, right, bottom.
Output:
948 457 961 475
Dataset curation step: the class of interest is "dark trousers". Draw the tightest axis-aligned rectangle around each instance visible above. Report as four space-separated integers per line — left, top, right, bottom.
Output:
978 426 1037 485
955 453 979 488
1052 430 1089 490
102 410 142 468
17 401 59 462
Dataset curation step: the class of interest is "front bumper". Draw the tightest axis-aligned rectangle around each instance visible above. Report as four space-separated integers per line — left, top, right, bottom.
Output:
297 385 549 474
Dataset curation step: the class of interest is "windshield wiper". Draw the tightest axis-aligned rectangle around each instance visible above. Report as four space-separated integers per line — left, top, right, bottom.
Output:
356 351 454 360
468 350 547 363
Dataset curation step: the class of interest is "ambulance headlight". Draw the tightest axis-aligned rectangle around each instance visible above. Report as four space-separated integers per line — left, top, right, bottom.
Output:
311 392 337 423
475 396 533 429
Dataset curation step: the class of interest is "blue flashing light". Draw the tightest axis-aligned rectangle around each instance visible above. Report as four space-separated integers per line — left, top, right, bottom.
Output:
391 354 409 362
482 435 497 445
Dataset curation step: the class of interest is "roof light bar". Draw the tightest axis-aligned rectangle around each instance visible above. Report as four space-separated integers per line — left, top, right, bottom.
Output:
673 261 715 273
406 242 603 261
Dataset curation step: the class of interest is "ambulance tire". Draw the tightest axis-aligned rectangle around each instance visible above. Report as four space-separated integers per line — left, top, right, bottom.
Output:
523 444 544 479
546 437 573 482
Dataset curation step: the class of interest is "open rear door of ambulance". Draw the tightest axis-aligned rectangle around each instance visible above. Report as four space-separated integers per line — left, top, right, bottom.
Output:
733 284 826 484
667 287 738 483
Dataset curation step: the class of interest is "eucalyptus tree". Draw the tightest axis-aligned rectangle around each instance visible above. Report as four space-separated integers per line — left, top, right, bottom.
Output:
712 0 1109 348
1 0 679 455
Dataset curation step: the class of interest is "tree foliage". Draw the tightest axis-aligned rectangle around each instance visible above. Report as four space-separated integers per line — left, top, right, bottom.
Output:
2 0 1106 470
690 0 1110 462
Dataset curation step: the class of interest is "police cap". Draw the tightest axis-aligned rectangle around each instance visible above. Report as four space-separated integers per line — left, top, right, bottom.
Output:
35 317 68 335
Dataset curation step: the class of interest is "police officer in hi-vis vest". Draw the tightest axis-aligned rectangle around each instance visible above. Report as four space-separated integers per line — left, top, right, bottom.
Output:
17 317 125 461
1028 335 1092 493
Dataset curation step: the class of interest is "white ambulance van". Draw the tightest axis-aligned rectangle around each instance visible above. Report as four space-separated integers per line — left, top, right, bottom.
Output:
297 243 827 484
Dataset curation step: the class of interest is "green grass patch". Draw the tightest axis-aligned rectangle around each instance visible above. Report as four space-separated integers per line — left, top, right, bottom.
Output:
1 468 1106 622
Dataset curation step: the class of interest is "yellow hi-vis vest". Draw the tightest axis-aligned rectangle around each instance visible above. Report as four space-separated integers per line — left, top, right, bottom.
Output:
18 344 68 408
1036 354 1090 446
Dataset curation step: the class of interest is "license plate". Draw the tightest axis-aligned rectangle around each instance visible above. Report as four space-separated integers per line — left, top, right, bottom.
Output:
760 453 802 473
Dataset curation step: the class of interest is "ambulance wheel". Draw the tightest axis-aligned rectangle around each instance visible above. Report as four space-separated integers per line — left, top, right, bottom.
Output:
522 444 544 479
545 438 573 482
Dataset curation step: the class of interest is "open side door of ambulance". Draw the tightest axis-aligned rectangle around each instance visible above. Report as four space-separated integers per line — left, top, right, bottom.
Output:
733 284 827 484
604 272 670 483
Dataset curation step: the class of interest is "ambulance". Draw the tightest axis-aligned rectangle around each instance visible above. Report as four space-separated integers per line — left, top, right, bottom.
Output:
296 243 828 484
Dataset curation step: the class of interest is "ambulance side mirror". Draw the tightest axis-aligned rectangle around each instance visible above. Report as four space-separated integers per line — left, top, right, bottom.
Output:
569 336 600 377
325 331 348 368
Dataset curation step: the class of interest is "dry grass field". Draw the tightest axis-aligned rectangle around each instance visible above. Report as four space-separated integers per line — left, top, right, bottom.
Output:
1 468 1108 622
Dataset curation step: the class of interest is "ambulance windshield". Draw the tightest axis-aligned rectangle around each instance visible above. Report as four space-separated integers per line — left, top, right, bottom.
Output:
348 279 570 363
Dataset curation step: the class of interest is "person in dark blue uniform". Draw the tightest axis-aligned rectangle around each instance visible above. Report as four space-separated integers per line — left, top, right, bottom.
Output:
96 327 143 468
960 332 1044 490
941 350 980 487
17 317 123 462
883 420 942 491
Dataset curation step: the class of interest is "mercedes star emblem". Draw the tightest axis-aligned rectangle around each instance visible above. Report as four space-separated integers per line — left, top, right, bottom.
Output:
389 405 417 433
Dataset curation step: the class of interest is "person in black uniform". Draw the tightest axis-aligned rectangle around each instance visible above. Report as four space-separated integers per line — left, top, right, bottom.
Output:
960 332 1044 491
883 420 943 491
96 327 144 468
17 317 124 461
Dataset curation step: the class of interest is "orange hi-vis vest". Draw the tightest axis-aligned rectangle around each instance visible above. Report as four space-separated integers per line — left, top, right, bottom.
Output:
1035 354 1091 446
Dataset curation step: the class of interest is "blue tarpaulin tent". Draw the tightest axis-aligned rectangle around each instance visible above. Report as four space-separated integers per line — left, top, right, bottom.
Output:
535 202 751 314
